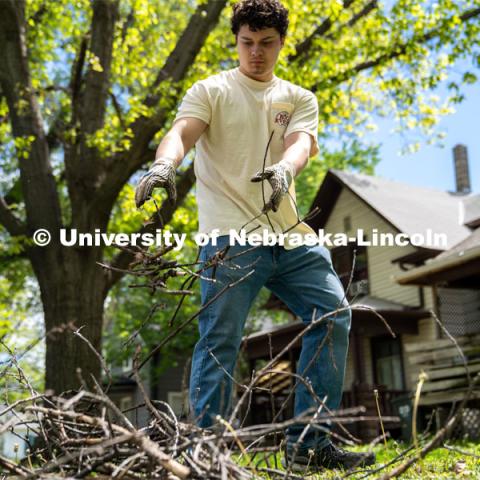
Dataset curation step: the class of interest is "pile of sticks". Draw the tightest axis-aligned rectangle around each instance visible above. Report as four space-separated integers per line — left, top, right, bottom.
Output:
0 389 249 479
0 379 387 479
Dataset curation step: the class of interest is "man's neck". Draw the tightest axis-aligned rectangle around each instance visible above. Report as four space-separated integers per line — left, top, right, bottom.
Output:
239 65 273 82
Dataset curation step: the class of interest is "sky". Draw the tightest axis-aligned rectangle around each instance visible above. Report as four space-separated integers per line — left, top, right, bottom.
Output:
372 82 479 194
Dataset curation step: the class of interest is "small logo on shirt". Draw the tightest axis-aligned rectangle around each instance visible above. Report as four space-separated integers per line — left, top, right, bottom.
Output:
275 111 290 127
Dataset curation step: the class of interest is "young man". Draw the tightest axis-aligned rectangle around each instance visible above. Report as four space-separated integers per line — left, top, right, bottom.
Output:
135 0 375 471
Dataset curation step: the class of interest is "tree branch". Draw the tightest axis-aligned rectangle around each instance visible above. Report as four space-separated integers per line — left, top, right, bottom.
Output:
0 251 28 265
80 0 118 134
311 6 480 92
46 109 67 152
145 0 228 105
325 0 378 41
69 34 88 120
288 0 357 63
96 0 226 228
109 91 126 130
68 0 119 226
112 0 226 175
63 33 87 212
0 0 62 233
48 1 119 234
0 196 27 236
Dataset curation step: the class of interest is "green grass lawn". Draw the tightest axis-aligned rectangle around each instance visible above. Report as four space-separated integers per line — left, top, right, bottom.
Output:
234 440 480 479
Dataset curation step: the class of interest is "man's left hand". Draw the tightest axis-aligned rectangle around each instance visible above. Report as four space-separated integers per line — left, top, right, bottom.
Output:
250 162 294 213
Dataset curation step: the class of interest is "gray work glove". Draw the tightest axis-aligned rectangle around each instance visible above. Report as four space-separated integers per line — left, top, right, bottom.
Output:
250 161 295 213
135 157 177 208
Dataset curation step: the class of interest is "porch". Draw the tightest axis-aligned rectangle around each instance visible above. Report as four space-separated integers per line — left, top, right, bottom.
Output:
240 298 428 440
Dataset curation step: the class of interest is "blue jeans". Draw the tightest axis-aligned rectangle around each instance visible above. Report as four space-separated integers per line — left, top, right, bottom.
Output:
189 236 351 449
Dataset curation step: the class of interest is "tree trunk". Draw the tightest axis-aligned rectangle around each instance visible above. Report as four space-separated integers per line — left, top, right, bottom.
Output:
43 290 104 394
31 244 107 394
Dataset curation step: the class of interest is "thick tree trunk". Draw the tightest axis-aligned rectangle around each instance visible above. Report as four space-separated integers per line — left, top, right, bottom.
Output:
43 293 104 393
31 245 107 394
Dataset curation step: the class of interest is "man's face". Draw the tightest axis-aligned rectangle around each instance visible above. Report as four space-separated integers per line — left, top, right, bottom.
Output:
236 25 284 82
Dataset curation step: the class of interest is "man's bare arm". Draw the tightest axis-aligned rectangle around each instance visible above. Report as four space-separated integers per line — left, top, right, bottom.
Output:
282 131 313 177
135 117 208 207
154 117 208 168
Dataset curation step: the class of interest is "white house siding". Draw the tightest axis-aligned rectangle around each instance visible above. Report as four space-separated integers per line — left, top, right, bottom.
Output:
422 287 436 311
399 288 438 391
401 316 438 390
323 187 438 390
323 188 422 306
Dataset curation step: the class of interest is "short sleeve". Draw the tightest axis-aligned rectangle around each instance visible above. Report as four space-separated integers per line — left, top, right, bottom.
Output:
284 90 319 157
174 81 211 125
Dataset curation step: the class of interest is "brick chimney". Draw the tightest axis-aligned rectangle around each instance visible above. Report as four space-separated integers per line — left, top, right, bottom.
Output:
453 144 471 194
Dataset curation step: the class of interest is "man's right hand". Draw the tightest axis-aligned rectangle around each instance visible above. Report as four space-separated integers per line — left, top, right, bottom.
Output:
134 157 177 208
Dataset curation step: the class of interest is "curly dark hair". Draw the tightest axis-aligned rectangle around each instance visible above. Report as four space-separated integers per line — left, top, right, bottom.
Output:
231 0 289 38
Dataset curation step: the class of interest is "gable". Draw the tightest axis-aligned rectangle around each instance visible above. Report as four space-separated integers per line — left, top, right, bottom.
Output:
309 170 472 250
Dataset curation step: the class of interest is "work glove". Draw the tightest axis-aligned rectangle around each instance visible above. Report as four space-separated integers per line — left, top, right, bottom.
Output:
250 161 295 213
135 157 177 208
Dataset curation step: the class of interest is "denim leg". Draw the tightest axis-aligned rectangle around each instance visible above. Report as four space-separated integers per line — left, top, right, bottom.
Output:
189 238 272 427
265 245 351 450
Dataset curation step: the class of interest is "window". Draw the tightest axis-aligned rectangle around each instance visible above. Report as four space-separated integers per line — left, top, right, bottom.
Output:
371 337 405 390
119 396 133 411
331 243 368 294
167 391 186 417
119 396 134 421
121 357 133 373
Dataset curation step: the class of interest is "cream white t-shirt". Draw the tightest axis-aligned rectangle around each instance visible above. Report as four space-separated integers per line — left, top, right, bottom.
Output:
174 67 319 249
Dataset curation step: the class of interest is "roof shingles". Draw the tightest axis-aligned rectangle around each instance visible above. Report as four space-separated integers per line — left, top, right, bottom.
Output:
330 169 473 250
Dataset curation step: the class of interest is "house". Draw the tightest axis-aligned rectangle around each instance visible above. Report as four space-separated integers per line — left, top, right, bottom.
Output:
394 215 480 437
241 144 479 439
108 350 191 427
0 409 36 460
394 144 480 337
